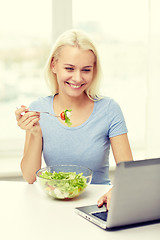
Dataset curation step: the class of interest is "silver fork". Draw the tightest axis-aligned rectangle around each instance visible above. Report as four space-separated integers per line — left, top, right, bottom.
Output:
33 111 60 118
16 108 60 118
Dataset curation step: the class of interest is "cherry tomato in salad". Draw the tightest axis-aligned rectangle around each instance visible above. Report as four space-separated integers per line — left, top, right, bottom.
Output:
60 112 65 120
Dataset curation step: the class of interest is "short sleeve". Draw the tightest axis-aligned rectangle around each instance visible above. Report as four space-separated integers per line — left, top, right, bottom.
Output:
108 99 128 138
29 101 38 111
28 96 52 112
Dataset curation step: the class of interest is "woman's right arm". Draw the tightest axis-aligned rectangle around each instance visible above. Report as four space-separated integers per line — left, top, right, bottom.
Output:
15 106 42 184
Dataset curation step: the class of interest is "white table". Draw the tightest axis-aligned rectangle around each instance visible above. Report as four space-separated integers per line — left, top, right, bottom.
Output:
0 181 160 240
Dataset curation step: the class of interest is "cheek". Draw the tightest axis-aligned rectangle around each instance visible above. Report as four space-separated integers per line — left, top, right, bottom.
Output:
84 72 94 83
56 71 70 82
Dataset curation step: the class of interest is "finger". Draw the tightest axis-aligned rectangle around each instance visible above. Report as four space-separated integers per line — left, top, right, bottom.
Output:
25 117 40 130
19 116 40 130
19 113 40 126
17 111 40 126
15 106 29 121
18 111 40 126
17 116 40 130
21 105 27 108
97 199 104 207
20 111 40 124
97 195 107 208
106 201 110 211
20 105 29 115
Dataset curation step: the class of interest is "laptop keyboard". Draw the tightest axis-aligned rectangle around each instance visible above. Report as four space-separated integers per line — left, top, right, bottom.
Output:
92 211 108 221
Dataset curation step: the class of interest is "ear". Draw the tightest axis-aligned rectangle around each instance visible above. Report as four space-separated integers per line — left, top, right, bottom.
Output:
50 57 56 74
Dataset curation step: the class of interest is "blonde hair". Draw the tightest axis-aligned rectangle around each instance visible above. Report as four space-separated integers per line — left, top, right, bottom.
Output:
44 29 103 100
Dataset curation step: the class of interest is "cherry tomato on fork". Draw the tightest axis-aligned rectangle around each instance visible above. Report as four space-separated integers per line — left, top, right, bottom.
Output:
60 112 65 120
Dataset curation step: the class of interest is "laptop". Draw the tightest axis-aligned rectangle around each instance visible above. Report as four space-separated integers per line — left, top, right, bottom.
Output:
75 158 160 229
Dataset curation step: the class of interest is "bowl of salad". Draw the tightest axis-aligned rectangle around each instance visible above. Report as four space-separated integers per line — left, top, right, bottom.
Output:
36 165 92 199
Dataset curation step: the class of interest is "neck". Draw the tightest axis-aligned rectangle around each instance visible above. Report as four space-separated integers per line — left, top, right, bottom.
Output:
54 93 89 110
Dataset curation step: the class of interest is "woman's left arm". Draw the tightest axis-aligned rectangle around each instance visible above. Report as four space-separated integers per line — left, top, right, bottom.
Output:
97 133 133 210
110 133 133 164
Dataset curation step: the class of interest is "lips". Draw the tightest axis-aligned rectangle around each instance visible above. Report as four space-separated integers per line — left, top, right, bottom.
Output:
66 82 85 89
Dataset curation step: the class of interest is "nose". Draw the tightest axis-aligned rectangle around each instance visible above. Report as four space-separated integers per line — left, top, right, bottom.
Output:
72 70 82 83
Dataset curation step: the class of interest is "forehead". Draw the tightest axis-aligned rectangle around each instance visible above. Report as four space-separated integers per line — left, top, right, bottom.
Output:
58 45 96 65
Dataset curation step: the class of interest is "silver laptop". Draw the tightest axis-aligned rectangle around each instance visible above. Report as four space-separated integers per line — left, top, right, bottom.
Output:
75 158 160 229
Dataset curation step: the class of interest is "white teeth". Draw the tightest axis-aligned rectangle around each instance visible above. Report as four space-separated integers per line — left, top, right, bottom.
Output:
70 84 81 88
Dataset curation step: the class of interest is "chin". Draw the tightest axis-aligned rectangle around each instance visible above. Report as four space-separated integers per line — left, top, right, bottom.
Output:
65 88 86 97
66 90 85 98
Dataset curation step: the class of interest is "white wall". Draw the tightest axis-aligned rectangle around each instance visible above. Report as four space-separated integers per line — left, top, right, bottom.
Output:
145 0 160 158
52 0 72 41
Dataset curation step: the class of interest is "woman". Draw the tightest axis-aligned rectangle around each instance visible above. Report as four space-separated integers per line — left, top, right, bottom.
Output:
15 29 133 209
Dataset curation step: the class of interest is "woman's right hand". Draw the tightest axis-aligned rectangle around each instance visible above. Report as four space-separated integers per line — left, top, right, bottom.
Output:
97 188 112 211
15 105 42 136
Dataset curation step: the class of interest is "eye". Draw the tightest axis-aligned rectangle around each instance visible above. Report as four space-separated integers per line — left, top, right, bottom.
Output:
65 67 74 71
82 69 91 72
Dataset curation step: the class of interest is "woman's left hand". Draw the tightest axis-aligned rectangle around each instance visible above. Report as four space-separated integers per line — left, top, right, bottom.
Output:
97 188 112 211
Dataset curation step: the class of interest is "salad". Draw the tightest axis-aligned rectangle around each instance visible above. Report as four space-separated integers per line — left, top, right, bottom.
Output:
60 109 72 127
39 171 87 199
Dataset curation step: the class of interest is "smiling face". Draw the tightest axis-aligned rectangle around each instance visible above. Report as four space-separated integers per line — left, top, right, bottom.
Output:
51 45 96 98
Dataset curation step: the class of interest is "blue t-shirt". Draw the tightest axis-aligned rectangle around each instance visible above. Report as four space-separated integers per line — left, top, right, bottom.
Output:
29 95 128 184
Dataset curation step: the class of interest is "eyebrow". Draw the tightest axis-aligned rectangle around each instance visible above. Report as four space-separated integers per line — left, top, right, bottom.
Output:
64 64 93 68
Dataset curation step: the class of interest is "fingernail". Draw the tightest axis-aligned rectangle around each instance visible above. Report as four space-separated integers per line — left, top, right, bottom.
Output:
97 201 103 207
